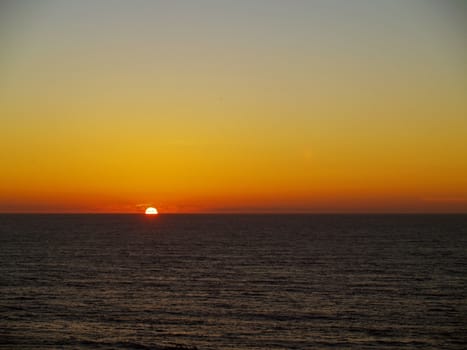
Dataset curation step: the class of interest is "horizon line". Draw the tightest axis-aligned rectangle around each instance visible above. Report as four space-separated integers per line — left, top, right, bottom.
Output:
1 212 466 215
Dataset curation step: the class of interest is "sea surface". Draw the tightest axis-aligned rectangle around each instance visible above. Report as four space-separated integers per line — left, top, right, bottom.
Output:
0 214 466 349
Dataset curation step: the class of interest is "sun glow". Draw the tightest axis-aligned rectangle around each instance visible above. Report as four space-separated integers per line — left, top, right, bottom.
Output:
145 207 158 215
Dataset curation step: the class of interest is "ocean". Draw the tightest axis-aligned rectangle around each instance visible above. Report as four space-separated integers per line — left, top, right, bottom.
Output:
0 214 466 349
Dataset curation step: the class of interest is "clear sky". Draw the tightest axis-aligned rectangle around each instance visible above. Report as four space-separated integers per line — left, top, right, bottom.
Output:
1 0 466 213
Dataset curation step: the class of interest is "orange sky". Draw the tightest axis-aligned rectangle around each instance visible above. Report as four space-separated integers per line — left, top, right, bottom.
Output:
1 1 466 213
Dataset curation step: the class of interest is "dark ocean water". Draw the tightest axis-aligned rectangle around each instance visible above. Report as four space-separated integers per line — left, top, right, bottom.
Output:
0 214 466 350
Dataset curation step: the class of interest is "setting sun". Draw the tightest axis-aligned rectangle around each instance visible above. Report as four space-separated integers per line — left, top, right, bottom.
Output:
145 207 158 215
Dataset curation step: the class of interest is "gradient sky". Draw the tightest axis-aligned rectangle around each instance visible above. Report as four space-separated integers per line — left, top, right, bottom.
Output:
1 0 466 213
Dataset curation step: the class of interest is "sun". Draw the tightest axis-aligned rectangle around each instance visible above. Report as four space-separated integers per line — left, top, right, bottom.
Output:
145 207 158 215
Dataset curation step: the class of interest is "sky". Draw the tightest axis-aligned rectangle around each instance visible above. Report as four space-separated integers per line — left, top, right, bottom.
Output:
1 0 466 213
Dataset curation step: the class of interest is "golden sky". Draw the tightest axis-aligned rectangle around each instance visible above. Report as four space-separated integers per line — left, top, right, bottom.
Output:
1 0 466 213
